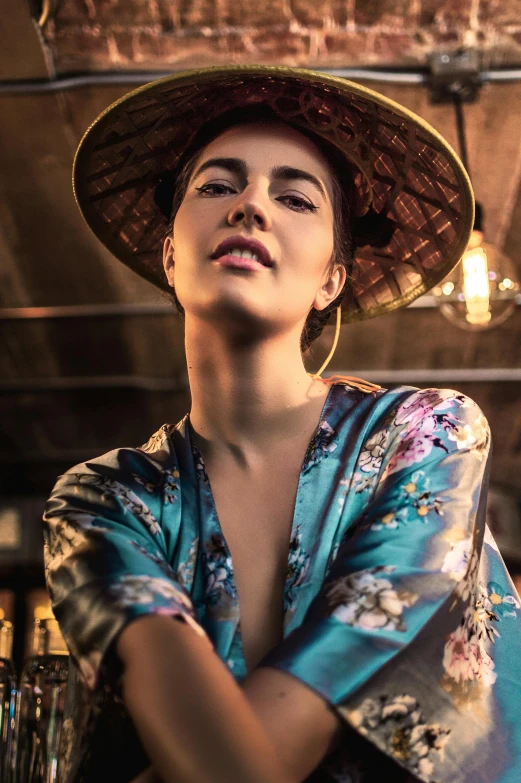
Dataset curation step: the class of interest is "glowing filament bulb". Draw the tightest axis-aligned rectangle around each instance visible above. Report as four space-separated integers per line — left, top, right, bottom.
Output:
462 247 491 325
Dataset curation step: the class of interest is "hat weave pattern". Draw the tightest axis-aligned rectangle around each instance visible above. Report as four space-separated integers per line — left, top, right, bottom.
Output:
74 66 473 322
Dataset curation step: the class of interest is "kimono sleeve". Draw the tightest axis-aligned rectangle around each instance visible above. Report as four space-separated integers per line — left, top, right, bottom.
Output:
42 447 209 695
260 389 500 783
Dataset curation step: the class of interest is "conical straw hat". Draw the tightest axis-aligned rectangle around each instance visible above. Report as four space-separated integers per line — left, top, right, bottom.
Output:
73 65 473 323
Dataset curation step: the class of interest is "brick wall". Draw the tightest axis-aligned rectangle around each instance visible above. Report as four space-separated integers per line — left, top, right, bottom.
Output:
42 0 521 72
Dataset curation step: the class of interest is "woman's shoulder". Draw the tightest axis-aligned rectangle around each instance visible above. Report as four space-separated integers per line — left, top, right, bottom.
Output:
381 385 487 420
366 385 490 471
333 382 490 462
374 384 488 440
339 382 488 424
50 419 188 501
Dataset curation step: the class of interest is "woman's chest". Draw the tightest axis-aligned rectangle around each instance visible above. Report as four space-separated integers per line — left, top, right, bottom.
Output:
205 458 303 672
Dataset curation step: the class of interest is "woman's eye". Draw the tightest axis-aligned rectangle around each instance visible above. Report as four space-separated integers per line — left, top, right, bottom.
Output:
281 196 318 212
195 183 317 213
195 183 234 196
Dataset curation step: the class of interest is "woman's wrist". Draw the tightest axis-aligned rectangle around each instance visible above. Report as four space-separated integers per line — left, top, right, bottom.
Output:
119 614 296 783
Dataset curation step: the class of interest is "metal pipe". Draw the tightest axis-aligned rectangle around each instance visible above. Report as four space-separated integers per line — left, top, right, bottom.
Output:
327 368 521 383
2 67 521 95
0 303 173 321
0 449 116 464
320 69 427 84
2 295 520 321
0 73 177 94
482 69 521 82
0 375 188 392
1 367 521 393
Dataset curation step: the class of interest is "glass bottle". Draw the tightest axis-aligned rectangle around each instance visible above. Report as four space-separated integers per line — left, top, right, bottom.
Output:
0 611 16 783
13 608 69 783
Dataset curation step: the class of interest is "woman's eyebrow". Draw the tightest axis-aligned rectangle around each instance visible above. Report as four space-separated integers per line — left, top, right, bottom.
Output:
192 157 327 200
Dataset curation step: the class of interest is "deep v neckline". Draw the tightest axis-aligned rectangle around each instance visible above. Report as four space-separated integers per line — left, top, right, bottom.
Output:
186 383 339 632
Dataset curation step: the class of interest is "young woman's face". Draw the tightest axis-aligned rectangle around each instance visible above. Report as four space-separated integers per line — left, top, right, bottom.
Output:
164 121 344 341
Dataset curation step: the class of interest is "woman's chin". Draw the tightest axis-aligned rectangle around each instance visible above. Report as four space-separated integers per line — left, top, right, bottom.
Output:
190 290 267 319
186 295 277 337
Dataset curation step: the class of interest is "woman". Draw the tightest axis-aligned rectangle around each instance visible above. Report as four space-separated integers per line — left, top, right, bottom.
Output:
43 66 521 783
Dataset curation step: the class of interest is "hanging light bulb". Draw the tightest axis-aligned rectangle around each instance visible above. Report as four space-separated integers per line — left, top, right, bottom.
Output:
435 244 520 330
461 246 490 325
431 91 520 330
433 204 520 331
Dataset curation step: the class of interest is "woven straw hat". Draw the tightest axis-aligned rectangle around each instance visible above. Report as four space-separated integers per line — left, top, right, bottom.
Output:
73 64 474 323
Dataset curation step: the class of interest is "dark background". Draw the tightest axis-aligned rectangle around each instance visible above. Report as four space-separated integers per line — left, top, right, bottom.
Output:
2 0 521 676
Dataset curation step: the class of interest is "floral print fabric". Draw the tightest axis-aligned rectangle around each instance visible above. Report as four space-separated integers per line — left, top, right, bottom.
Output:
42 383 521 782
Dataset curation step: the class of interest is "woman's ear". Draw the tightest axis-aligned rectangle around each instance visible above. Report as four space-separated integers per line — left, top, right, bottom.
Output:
313 263 347 312
163 235 175 287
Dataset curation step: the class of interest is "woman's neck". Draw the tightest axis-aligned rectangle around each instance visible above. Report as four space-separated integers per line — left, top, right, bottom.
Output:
184 316 330 461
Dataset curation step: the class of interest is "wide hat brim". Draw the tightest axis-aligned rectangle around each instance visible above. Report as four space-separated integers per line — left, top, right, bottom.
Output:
73 64 474 323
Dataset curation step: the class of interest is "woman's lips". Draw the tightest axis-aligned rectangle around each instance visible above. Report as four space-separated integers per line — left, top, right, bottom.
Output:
212 254 271 271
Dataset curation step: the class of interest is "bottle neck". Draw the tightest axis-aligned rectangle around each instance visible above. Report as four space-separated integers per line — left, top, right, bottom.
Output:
31 618 68 656
0 619 13 660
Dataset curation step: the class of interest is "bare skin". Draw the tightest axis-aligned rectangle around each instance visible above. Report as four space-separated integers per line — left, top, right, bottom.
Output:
122 615 298 783
166 121 345 669
121 120 348 782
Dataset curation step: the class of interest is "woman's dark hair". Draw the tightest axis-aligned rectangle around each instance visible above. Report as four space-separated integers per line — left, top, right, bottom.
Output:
155 104 359 357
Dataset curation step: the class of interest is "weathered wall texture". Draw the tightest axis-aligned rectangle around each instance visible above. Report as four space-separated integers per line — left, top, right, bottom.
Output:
42 0 521 72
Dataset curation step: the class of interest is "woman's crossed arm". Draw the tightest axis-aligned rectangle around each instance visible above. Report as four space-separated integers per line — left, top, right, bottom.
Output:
121 614 345 783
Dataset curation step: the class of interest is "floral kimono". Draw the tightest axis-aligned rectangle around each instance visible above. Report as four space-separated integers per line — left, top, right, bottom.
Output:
42 382 521 783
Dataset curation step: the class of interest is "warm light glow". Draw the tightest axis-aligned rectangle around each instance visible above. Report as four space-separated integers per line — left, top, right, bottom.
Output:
34 605 54 620
466 229 484 250
462 247 491 325
433 236 519 331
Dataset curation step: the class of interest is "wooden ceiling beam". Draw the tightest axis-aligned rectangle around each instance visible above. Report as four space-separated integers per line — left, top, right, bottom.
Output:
1 367 521 393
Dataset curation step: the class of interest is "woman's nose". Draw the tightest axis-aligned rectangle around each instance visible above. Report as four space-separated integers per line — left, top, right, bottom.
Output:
227 184 272 230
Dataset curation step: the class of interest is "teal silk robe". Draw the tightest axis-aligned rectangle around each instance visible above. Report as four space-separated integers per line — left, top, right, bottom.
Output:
42 382 521 782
